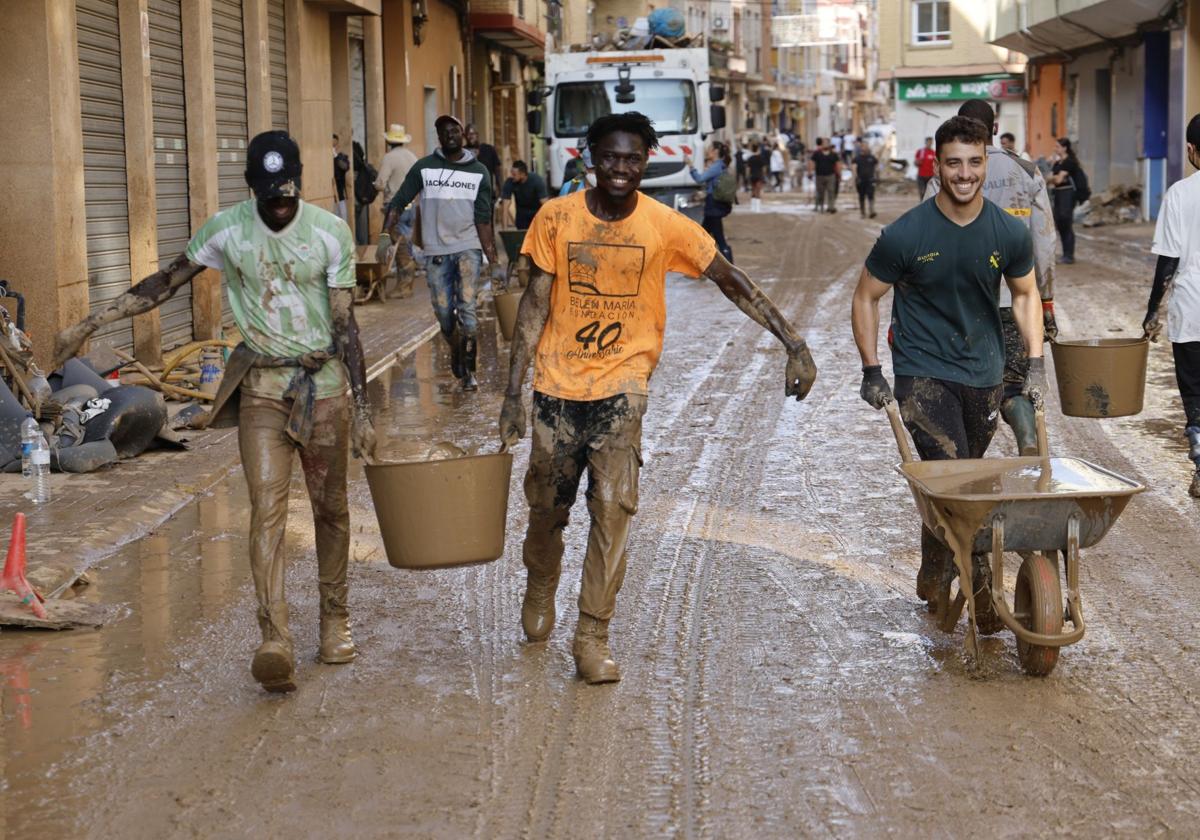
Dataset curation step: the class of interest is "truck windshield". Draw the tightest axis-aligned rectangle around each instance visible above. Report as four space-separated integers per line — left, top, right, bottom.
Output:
554 80 697 137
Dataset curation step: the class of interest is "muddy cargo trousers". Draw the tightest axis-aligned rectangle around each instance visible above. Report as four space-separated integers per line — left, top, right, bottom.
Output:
521 392 646 621
238 393 351 652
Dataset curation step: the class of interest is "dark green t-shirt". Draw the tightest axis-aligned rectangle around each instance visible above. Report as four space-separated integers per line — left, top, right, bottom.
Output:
865 197 1034 387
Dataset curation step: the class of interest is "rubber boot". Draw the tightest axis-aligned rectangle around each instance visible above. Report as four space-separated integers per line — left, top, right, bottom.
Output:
444 327 465 380
572 614 621 684
521 571 559 642
462 335 478 392
252 601 296 693
1187 427 1200 498
1001 395 1040 456
318 584 357 664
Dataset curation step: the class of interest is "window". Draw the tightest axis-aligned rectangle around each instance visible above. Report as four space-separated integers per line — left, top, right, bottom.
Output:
912 0 950 44
554 80 698 137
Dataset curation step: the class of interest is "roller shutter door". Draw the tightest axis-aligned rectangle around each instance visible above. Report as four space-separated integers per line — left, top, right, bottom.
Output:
149 0 193 349
268 0 288 131
212 0 248 327
77 0 133 352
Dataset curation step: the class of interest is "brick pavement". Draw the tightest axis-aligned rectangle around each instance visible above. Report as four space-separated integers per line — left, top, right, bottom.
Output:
0 281 440 600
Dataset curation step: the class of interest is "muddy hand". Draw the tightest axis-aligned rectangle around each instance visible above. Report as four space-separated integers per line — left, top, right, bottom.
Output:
52 321 94 370
784 343 817 401
1143 309 1164 342
499 392 526 447
1042 299 1058 341
1022 356 1047 409
859 365 893 409
374 233 392 268
351 404 377 461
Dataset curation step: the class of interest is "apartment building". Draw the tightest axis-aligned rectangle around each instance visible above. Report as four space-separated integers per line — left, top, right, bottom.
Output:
991 0 1200 220
879 0 1026 163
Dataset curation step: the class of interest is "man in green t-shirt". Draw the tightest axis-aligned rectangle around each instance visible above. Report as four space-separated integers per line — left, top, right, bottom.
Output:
850 115 1044 628
54 131 376 693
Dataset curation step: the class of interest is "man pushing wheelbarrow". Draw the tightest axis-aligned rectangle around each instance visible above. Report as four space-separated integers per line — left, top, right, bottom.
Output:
850 115 1045 629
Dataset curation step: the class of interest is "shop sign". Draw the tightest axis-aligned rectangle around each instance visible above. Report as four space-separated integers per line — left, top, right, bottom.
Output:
898 76 1024 101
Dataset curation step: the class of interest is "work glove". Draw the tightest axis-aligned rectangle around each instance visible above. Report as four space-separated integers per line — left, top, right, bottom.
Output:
1143 307 1164 342
785 342 817 401
1042 299 1058 341
1022 356 1047 409
859 365 893 409
351 402 377 461
499 392 526 448
375 233 392 267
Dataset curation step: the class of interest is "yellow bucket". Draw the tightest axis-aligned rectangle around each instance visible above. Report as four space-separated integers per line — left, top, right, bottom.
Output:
1050 337 1148 418
494 291 521 341
364 451 513 569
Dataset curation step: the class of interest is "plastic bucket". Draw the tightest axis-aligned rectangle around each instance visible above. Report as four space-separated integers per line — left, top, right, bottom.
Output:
364 451 513 569
1050 337 1149 418
494 291 520 341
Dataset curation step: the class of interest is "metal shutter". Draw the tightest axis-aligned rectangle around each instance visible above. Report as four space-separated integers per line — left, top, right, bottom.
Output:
267 0 288 131
77 0 133 352
212 0 248 327
149 0 193 349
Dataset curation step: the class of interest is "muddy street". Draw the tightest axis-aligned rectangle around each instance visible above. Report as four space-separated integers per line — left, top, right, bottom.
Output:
3 195 1199 838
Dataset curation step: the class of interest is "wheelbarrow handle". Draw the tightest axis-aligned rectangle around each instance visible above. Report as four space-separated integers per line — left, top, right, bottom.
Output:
883 400 913 464
1035 405 1049 459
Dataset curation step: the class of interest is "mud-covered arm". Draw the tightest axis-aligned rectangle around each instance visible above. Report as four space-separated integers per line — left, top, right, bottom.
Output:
702 251 815 399
475 175 499 265
53 254 204 368
499 266 552 445
1144 255 1178 340
330 287 376 459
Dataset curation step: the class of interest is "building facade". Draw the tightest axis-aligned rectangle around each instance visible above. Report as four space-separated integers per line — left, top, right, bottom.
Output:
991 0 1200 221
879 0 1027 163
0 0 389 368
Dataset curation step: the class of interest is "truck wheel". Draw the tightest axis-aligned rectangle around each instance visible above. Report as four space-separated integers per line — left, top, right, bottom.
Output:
1014 553 1063 677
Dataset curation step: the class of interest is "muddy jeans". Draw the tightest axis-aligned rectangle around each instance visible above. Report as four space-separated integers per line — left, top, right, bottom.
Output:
238 392 351 636
522 392 647 621
895 376 1003 585
426 249 482 337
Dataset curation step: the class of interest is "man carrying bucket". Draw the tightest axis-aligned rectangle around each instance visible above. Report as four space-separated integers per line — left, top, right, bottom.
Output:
498 111 817 684
851 115 1043 627
53 131 376 693
923 99 1059 456
1143 113 1200 499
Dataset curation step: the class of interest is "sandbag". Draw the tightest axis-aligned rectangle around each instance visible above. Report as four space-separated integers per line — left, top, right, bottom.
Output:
81 385 167 458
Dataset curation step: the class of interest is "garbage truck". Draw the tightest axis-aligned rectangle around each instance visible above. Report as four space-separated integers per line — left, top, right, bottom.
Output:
531 44 726 221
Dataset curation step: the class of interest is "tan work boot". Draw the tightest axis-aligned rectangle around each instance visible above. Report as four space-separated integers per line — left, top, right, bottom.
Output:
521 572 559 642
252 601 296 693
318 584 357 664
572 614 621 684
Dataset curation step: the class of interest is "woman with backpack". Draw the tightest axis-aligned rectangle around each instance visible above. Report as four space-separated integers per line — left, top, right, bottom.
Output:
686 141 735 262
1048 137 1085 264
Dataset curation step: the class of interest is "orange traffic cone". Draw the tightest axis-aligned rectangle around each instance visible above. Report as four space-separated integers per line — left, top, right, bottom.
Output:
2 513 46 619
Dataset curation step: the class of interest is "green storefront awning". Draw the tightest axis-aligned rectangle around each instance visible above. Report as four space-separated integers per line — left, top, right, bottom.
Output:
898 75 1024 102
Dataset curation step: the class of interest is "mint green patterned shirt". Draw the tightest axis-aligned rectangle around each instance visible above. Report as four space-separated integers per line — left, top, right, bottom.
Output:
185 200 355 399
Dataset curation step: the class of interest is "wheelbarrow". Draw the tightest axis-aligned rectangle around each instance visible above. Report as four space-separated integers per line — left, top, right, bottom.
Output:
883 401 1144 676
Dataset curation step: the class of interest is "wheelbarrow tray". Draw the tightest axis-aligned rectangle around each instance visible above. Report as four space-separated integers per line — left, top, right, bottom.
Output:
897 456 1144 555
498 229 527 263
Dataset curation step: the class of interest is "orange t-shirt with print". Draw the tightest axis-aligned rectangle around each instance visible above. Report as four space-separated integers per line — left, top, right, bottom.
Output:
520 189 717 401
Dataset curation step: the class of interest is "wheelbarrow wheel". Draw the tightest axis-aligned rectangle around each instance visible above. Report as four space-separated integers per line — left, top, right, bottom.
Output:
1014 553 1063 677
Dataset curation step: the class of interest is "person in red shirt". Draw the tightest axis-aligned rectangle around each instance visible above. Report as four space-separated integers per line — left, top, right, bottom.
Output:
914 136 937 200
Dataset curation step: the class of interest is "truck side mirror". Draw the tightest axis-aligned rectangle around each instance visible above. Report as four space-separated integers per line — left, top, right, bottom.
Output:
709 84 725 103
527 110 543 135
710 105 726 131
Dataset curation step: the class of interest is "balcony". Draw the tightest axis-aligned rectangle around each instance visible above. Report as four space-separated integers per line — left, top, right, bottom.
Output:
305 0 381 13
470 11 546 59
990 0 1166 57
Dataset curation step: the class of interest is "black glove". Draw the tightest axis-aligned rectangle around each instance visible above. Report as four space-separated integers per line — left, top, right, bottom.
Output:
859 365 893 409
1143 308 1164 342
499 392 526 447
1022 356 1047 408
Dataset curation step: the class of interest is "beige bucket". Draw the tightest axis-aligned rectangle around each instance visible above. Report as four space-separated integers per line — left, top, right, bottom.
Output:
1050 337 1149 418
364 451 513 569
494 291 521 341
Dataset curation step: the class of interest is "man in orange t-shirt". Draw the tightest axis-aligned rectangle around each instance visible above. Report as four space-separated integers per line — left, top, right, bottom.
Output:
499 112 818 684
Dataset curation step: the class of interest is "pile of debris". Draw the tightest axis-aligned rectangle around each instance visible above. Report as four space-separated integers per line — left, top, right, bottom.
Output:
1079 185 1142 227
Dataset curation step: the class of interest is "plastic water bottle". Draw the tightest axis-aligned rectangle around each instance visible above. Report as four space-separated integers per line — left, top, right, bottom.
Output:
29 433 51 504
20 416 39 479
